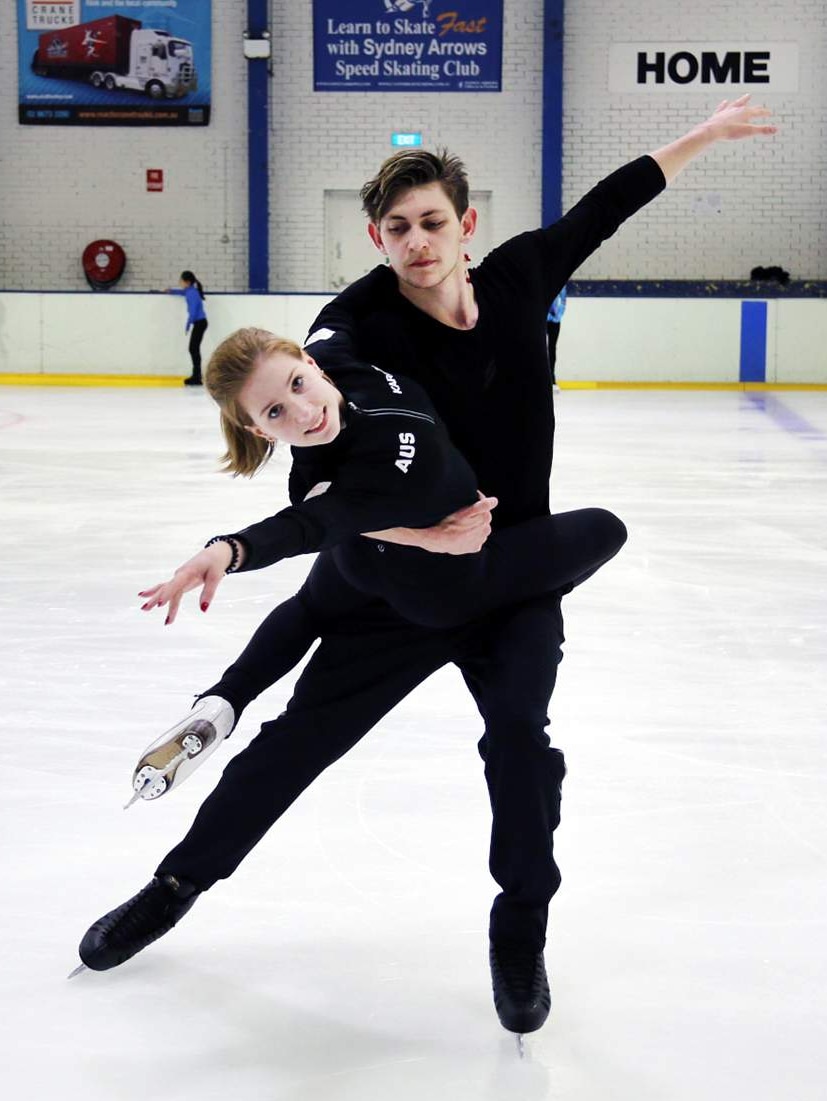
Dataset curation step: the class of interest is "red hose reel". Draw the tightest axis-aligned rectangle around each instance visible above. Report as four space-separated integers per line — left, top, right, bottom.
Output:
82 240 127 291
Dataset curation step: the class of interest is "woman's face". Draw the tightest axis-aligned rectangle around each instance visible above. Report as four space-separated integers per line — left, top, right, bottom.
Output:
240 350 344 448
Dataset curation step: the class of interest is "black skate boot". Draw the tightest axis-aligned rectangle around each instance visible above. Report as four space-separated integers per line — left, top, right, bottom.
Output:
78 874 200 971
489 941 551 1037
183 374 202 386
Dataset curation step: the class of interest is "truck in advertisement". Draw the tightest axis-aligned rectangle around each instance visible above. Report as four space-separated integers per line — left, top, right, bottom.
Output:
31 15 197 100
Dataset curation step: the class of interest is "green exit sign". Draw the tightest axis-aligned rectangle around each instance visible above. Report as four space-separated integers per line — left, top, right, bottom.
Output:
391 132 423 147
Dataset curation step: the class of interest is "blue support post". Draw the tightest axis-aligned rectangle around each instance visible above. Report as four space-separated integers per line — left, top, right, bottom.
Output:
541 0 564 226
247 0 269 292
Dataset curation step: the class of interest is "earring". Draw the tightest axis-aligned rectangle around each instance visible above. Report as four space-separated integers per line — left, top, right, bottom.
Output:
464 252 472 283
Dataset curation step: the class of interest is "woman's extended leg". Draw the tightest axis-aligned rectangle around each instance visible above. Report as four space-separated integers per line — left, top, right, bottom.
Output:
127 553 381 804
342 508 627 630
197 551 380 723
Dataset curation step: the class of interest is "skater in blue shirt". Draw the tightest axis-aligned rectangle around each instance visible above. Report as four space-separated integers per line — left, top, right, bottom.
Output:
166 270 208 386
546 287 566 389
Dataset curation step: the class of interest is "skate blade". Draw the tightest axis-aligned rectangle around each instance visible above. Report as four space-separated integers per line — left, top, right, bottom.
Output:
124 773 157 809
67 962 88 979
516 1033 526 1059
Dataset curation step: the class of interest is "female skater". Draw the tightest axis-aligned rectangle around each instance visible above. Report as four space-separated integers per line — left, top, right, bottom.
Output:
139 325 624 633
165 270 208 386
125 324 625 804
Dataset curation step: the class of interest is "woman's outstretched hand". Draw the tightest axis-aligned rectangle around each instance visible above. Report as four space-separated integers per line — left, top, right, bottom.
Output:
139 542 234 625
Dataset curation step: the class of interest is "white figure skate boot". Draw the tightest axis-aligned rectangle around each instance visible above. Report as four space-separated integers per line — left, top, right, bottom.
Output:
125 695 235 807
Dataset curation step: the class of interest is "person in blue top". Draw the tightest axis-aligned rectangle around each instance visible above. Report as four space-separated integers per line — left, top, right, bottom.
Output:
546 287 566 389
166 270 208 386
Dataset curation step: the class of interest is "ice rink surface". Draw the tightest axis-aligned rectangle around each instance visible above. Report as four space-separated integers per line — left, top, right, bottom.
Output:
1 384 825 1101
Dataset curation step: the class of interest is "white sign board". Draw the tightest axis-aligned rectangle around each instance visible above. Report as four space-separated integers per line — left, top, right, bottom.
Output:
609 43 799 93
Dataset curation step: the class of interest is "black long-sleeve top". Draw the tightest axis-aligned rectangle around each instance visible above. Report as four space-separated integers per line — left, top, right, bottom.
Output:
235 347 478 571
307 155 666 530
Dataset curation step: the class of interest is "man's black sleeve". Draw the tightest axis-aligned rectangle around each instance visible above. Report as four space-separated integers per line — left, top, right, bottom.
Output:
306 265 391 349
304 326 363 374
488 155 667 306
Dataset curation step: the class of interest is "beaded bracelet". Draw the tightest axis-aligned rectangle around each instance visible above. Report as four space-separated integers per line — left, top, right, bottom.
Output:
204 535 241 574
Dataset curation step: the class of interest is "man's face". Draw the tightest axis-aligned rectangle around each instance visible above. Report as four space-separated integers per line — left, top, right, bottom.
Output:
369 181 477 292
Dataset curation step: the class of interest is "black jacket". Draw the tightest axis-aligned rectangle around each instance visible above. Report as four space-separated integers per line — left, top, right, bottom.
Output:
236 343 477 571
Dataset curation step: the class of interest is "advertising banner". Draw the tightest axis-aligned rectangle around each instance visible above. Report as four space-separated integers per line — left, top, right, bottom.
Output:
18 0 211 125
313 0 503 92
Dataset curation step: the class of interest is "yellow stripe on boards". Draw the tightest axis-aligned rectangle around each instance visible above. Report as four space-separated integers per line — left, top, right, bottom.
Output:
1 375 824 392
0 374 186 388
557 381 827 392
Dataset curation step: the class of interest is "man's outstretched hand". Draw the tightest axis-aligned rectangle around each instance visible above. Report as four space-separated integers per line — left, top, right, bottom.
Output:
418 492 498 554
704 94 777 140
364 491 498 555
652 94 777 183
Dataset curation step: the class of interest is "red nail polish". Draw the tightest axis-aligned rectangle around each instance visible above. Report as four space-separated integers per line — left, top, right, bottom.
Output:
165 617 170 626
201 602 209 612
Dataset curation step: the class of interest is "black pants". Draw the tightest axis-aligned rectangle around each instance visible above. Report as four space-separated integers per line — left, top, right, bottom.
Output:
156 548 574 950
547 320 560 384
188 319 208 378
335 508 626 629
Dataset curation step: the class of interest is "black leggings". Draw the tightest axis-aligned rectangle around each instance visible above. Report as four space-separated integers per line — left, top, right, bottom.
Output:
188 319 208 376
333 507 626 629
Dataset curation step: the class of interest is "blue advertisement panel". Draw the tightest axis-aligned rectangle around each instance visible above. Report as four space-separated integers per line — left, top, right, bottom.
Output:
18 0 211 125
313 1 503 92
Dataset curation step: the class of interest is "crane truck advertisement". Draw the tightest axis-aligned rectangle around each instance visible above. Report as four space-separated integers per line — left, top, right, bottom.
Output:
18 1 211 126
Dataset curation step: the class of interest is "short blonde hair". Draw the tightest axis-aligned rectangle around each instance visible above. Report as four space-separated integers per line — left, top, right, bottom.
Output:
205 327 304 477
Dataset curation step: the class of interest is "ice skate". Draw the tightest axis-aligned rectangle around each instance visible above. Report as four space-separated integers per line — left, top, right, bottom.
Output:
489 941 551 1050
125 695 234 807
76 874 200 972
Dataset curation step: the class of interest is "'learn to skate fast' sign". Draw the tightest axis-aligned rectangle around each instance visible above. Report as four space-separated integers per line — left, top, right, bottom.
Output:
18 0 211 125
313 0 503 92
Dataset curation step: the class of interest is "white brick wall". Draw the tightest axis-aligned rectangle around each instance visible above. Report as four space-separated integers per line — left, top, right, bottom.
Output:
562 0 827 279
0 2 824 290
0 1 249 291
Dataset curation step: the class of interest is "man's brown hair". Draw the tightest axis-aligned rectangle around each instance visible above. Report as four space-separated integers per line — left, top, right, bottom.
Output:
360 148 469 224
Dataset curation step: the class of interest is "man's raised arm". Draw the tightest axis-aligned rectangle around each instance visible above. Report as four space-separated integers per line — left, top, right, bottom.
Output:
650 94 776 184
